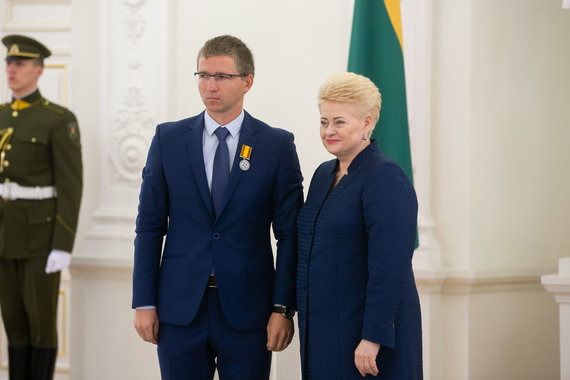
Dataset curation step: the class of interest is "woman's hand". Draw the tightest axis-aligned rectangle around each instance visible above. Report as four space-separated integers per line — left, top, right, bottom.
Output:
354 339 380 377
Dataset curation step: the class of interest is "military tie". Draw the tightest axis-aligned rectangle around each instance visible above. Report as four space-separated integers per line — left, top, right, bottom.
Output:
11 99 31 110
211 127 230 217
10 99 31 117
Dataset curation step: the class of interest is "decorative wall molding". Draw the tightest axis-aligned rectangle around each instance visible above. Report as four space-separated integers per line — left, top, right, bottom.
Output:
122 0 147 44
416 267 557 295
85 208 136 243
1 0 72 31
110 84 154 185
69 257 133 280
43 63 69 106
541 257 570 380
542 275 570 303
84 0 168 256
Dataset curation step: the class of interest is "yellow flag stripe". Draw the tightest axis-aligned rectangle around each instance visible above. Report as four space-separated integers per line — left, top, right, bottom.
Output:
384 0 404 51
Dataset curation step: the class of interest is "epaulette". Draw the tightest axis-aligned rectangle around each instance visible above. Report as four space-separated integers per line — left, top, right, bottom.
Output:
41 100 66 115
0 103 9 111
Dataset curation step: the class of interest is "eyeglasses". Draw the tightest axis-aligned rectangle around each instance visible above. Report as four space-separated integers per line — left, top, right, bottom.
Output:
194 72 246 82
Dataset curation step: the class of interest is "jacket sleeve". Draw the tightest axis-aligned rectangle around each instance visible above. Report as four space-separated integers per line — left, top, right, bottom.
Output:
132 125 169 308
361 162 418 348
50 111 82 252
271 132 304 309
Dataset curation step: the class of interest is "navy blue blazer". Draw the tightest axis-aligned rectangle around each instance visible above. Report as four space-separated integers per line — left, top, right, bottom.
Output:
132 111 303 331
297 142 422 379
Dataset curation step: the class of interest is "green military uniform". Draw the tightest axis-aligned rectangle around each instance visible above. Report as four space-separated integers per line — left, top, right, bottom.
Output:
0 35 82 380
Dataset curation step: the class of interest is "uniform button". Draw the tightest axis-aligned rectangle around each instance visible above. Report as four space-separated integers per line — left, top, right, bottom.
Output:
6 144 11 150
31 137 37 143
4 178 9 183
46 216 52 222
213 233 221 240
3 161 9 167
11 111 18 117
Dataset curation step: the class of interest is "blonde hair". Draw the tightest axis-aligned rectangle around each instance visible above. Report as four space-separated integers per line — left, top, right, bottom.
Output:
318 72 382 135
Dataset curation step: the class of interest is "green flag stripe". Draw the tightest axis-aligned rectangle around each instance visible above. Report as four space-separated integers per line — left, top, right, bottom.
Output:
348 0 413 184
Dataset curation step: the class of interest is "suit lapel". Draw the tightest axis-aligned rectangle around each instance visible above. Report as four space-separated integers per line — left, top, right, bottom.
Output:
186 112 215 219
216 111 259 219
313 161 337 211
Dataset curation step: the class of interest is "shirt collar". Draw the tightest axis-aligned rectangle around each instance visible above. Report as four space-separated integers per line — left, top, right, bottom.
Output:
12 88 41 103
204 110 245 138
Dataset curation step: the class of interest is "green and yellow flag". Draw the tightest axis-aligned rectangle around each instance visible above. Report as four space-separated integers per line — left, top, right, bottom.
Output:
348 0 413 184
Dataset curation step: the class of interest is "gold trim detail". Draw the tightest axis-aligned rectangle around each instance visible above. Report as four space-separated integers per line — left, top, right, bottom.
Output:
56 214 75 236
58 288 67 356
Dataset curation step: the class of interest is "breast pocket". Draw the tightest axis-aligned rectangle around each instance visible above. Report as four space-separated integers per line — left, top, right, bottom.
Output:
18 133 50 166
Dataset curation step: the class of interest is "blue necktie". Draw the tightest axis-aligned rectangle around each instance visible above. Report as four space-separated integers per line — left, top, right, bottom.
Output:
211 127 230 217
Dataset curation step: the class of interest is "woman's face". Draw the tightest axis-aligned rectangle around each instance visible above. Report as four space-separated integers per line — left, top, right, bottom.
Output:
319 101 372 162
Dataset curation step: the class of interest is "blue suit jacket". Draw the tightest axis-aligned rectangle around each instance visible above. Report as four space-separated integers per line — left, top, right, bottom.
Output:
132 111 303 331
297 142 422 379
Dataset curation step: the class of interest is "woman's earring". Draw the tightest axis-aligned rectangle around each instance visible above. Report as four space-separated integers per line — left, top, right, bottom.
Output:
362 136 368 141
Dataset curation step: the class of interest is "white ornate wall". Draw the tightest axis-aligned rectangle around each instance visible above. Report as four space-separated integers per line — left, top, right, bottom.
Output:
1 1 569 379
68 0 168 378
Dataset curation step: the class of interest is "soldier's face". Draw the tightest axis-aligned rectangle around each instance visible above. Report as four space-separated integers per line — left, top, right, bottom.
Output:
5 59 43 97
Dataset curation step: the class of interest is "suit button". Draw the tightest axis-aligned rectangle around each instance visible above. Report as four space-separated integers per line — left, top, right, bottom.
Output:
213 233 221 240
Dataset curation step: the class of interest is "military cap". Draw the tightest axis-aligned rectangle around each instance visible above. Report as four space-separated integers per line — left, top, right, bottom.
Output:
2 34 51 60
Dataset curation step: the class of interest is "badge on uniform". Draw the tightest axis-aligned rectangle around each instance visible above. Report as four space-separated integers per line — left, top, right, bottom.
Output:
239 144 252 171
67 122 78 140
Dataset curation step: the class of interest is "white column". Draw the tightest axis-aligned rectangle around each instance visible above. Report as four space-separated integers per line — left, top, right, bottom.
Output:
542 257 570 380
401 0 441 270
82 0 170 258
69 0 170 378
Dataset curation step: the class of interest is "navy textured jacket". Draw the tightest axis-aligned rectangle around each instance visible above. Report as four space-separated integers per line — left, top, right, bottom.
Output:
297 142 422 379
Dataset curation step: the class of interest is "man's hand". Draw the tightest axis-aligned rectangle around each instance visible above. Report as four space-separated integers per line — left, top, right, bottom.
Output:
134 309 159 345
354 339 380 377
266 312 294 351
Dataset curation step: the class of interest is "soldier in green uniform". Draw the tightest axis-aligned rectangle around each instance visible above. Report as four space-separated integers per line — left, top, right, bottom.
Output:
0 35 82 380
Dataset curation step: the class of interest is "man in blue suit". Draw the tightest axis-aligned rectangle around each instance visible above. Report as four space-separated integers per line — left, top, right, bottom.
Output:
132 35 303 379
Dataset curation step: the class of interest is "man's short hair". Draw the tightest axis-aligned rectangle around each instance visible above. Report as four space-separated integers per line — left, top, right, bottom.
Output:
197 35 255 77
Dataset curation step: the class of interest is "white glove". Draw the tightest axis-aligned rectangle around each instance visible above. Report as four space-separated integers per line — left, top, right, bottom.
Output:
45 249 72 274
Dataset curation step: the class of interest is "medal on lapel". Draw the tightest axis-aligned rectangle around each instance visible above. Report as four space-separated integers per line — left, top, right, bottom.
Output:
239 144 252 171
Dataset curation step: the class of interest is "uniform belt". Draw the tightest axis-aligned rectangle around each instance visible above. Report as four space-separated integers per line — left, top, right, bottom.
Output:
0 182 57 200
207 275 217 288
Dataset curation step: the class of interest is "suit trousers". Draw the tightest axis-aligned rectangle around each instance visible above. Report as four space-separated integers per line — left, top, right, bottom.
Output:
0 257 60 348
157 288 271 380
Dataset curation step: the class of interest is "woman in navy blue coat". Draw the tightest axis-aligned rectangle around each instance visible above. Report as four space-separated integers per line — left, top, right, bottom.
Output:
297 73 422 379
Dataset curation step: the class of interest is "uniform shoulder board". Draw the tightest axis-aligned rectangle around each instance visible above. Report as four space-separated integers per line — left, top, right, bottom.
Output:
41 100 67 115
